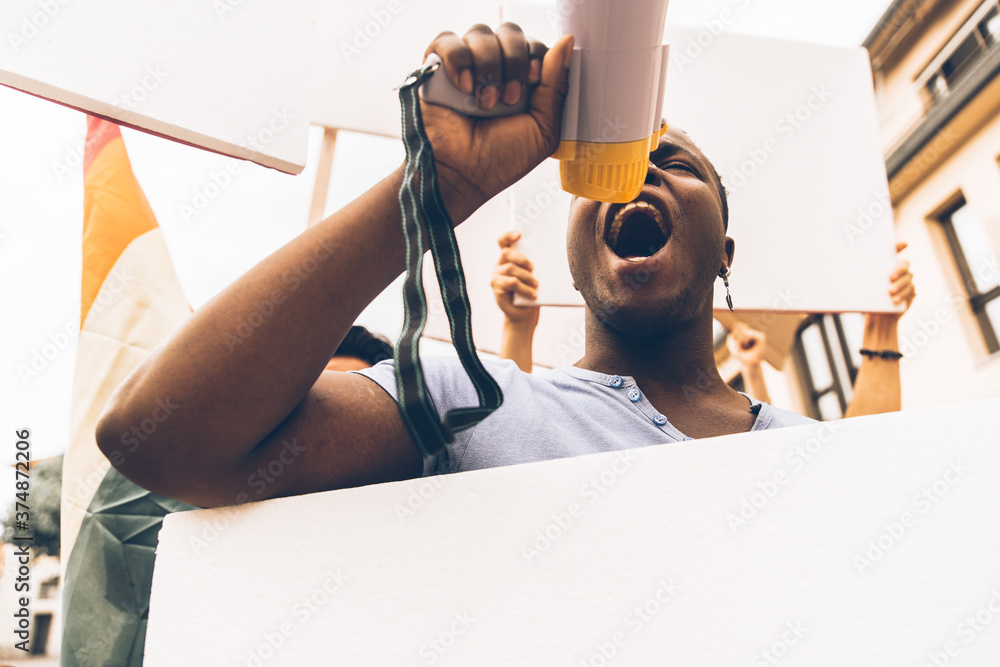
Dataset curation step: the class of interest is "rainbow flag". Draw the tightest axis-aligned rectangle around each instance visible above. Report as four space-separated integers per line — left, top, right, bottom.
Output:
60 116 193 665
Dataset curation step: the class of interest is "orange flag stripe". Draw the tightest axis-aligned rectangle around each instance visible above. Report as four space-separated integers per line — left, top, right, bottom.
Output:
81 117 158 326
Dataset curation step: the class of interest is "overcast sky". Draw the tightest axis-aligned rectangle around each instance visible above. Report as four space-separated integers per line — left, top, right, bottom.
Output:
0 0 893 477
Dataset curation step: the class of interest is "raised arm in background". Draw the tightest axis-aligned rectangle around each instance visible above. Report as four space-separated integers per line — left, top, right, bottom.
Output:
844 242 916 418
491 230 540 372
726 243 915 417
727 323 771 404
95 27 574 507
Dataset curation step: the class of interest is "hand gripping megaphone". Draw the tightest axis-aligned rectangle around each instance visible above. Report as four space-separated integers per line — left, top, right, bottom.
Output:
419 0 671 204
394 1 670 457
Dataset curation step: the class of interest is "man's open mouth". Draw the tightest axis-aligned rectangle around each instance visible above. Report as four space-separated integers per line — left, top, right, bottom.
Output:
605 200 672 262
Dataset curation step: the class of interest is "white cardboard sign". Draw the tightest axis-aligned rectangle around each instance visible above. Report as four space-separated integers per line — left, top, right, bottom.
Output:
147 398 1000 665
663 26 899 313
508 26 900 313
311 0 502 136
0 0 314 173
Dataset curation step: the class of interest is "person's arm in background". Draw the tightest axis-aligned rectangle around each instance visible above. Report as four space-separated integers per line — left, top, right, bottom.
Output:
727 323 772 404
845 242 916 418
491 230 539 372
94 27 574 507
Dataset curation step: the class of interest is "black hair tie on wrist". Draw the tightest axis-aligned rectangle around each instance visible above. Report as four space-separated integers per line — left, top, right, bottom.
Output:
860 348 903 360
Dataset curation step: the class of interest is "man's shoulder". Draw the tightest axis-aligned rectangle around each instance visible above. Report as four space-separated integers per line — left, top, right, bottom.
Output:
352 354 527 402
365 353 522 379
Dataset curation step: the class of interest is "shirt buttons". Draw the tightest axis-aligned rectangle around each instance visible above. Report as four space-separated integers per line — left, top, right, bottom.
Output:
609 375 623 388
628 388 641 402
653 414 668 426
683 436 694 441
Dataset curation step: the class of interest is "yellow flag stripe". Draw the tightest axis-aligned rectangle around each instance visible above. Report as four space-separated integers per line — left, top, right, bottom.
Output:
81 132 158 325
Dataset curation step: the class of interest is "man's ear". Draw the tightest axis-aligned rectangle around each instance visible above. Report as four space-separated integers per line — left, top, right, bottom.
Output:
722 236 735 273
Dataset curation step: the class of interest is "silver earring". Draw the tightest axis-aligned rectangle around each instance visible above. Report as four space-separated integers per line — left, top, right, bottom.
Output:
721 268 733 311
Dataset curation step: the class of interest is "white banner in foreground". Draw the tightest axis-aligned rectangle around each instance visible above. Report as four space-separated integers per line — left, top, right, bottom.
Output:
148 397 1000 665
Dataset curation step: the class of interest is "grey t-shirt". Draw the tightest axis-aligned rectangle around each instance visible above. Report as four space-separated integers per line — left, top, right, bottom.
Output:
355 356 815 476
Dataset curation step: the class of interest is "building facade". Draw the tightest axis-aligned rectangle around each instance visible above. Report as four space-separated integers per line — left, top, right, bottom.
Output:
765 0 1000 418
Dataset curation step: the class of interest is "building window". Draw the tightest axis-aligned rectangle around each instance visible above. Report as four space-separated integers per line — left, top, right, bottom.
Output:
792 313 864 420
944 31 985 82
39 576 60 599
981 5 1000 44
923 1 1000 103
927 72 950 102
31 613 52 655
939 197 1000 353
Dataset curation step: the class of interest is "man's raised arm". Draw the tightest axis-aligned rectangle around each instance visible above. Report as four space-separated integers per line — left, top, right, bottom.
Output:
95 25 574 507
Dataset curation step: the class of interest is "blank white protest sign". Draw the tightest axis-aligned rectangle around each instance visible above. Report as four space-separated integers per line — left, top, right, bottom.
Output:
506 26 901 314
147 397 1000 665
667 27 900 314
311 0 502 136
0 0 313 173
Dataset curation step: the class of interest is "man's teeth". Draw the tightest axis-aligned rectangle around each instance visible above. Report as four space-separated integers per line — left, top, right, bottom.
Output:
607 200 666 249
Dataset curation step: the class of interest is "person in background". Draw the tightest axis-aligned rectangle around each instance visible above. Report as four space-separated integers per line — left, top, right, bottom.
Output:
326 325 394 372
840 242 916 416
725 322 772 405
494 236 916 417
727 242 915 417
491 230 539 373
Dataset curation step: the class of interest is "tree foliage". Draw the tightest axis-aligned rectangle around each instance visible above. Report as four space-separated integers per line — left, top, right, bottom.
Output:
3 455 61 558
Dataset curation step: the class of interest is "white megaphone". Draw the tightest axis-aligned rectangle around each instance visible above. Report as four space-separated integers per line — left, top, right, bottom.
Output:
419 0 671 204
552 0 670 202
